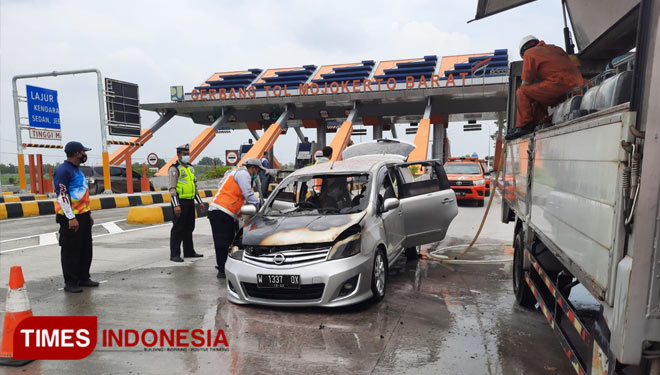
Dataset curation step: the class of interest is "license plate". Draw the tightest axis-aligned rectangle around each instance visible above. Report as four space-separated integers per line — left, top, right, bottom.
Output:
455 191 466 196
257 274 300 289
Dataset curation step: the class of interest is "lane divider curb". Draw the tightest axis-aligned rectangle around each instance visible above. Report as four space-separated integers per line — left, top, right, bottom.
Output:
127 202 210 225
0 190 216 220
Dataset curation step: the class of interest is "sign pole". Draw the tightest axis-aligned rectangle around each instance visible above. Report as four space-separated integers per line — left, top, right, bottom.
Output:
12 69 110 194
96 71 111 194
12 77 26 192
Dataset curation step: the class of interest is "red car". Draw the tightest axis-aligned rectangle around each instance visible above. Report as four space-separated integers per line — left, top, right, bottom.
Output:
444 157 487 206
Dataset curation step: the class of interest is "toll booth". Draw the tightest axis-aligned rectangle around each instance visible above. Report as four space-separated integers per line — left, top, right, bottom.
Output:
295 142 316 169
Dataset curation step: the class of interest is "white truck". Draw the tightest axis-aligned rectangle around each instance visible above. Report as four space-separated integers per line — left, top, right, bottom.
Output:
476 0 660 374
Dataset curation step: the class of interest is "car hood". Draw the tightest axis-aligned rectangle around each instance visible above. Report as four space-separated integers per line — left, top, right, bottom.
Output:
446 174 484 180
242 212 366 246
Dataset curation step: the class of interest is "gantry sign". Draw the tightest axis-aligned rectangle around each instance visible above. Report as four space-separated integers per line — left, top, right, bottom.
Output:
111 50 510 175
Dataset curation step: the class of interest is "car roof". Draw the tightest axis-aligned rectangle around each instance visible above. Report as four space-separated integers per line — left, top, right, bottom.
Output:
289 155 402 177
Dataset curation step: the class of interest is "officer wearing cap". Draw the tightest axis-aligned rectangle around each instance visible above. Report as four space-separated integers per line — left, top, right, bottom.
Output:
207 157 264 278
169 144 205 262
54 141 98 293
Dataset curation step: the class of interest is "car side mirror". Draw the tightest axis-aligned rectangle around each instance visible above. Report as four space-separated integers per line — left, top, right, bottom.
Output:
383 198 400 212
239 205 257 216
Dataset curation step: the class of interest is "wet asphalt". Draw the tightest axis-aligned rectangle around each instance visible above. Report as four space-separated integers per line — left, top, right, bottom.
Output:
0 196 575 374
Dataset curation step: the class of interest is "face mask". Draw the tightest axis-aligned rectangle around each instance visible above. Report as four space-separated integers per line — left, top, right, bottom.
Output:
80 153 88 164
251 174 257 181
181 155 190 163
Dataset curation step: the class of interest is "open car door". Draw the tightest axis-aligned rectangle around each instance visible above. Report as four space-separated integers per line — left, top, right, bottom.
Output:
470 0 536 22
391 160 458 248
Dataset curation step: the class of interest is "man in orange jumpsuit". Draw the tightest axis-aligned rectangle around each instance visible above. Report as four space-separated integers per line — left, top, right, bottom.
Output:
506 35 584 140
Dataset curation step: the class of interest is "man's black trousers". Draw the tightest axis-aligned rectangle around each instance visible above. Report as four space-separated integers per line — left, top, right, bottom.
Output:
170 198 197 258
57 211 93 286
208 210 238 271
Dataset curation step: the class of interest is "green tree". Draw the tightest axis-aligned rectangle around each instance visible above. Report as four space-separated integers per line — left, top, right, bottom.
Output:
197 157 223 166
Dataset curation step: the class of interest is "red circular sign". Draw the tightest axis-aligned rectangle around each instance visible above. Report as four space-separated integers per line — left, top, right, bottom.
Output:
147 153 159 167
226 150 239 165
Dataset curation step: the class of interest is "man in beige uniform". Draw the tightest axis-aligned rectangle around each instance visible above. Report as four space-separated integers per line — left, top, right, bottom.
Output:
169 144 205 262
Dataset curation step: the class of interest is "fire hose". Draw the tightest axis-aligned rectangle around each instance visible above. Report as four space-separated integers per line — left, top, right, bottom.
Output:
426 140 511 264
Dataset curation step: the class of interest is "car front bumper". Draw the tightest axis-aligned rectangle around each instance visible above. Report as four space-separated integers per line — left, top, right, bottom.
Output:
451 185 485 200
225 253 373 307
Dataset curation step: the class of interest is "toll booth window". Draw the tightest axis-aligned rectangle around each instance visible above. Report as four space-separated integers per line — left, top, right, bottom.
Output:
264 174 370 216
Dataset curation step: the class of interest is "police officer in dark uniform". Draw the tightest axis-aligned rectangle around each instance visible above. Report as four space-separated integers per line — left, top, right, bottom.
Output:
169 144 205 262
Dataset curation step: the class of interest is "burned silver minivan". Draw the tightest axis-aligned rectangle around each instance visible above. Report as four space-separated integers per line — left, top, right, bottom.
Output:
225 140 458 307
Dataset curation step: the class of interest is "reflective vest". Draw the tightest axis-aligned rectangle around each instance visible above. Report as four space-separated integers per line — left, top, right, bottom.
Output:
176 164 196 199
210 169 245 218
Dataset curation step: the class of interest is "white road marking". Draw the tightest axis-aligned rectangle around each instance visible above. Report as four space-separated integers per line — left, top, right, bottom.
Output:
101 221 124 234
1 221 174 254
38 232 58 246
1 219 126 246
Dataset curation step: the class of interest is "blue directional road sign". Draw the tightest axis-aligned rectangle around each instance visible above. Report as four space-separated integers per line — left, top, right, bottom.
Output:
26 85 61 130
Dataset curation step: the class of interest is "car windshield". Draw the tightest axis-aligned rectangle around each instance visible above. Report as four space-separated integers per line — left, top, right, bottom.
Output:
80 166 94 177
444 163 482 174
264 173 370 216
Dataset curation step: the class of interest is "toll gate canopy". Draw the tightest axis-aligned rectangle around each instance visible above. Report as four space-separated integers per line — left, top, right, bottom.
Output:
132 50 510 173
142 50 509 128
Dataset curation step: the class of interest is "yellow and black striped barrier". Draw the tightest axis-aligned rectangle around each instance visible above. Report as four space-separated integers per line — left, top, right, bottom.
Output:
107 140 145 146
0 190 217 220
0 194 50 203
22 143 63 149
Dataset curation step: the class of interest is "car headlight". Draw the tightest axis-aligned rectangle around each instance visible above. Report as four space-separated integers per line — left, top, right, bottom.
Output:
474 179 485 186
229 246 244 260
328 233 361 260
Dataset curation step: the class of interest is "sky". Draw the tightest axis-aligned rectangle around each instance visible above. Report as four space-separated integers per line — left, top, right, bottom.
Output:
0 0 567 167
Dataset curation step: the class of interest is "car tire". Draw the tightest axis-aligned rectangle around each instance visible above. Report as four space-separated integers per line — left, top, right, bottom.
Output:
371 249 387 303
405 246 420 260
513 229 536 308
477 199 485 207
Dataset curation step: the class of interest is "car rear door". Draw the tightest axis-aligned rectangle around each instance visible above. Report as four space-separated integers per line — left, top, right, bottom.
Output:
392 160 458 248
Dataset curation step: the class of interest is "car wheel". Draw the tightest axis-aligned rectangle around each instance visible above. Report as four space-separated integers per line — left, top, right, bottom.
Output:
405 246 420 260
371 249 387 303
513 229 536 308
477 199 485 207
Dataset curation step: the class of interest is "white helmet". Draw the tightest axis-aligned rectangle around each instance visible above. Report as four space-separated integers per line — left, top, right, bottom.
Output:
519 35 539 57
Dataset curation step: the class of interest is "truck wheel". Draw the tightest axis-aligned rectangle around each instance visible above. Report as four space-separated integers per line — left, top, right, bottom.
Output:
513 230 536 308
477 199 485 207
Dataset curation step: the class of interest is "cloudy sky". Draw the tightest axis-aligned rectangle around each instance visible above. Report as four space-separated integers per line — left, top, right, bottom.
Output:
0 0 566 166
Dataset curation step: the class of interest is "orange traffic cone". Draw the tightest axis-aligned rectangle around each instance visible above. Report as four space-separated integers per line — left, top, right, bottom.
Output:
0 266 34 366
